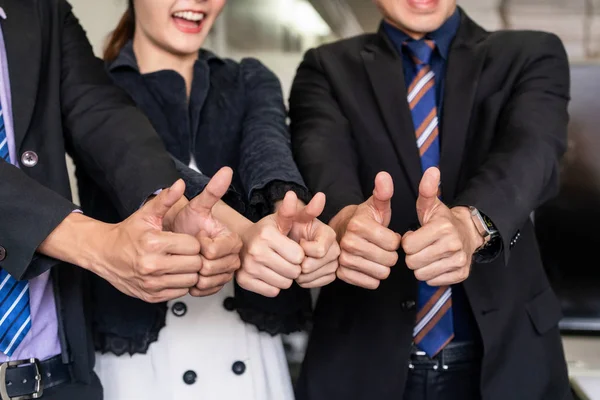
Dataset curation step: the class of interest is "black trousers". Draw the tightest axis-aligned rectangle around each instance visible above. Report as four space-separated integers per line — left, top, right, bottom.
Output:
41 373 102 400
403 343 482 400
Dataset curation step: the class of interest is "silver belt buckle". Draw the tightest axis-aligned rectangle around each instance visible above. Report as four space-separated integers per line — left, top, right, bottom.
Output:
0 358 43 400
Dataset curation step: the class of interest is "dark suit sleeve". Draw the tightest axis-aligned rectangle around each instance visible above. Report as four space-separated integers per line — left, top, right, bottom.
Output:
237 59 310 216
452 33 570 265
289 49 364 223
0 160 77 279
59 1 180 218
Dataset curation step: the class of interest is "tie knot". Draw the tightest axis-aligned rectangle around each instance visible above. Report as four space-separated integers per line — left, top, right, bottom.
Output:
404 39 436 66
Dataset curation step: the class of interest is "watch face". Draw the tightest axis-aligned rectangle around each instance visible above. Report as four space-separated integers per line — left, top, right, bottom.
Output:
481 213 498 234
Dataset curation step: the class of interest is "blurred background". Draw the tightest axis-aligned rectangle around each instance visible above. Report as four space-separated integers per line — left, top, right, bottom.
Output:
66 1 600 397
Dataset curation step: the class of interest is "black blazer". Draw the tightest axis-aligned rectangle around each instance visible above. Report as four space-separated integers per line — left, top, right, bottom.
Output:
0 0 180 390
290 10 571 400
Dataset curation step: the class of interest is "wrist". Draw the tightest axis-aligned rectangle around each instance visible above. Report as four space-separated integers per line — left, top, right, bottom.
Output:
38 213 115 273
451 206 485 253
329 205 358 242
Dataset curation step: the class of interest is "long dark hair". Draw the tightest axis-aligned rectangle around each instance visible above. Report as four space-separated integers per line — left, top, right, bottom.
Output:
104 0 135 62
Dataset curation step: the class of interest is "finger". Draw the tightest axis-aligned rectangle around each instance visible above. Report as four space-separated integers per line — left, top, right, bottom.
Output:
300 224 337 259
155 231 201 255
336 266 381 290
297 260 338 284
416 167 441 225
147 288 189 303
275 191 298 235
339 233 398 268
296 192 326 224
141 179 186 220
196 273 235 291
265 229 306 266
405 237 462 270
199 232 242 261
297 273 336 289
190 286 223 297
402 221 453 255
235 273 280 298
145 272 200 291
155 254 203 275
427 268 470 286
301 244 340 274
200 254 241 276
189 167 233 212
370 171 394 217
339 251 391 281
345 218 401 252
412 252 468 282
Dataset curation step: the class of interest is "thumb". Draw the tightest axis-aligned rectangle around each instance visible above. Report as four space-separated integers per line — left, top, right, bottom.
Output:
141 179 186 221
189 167 233 213
416 167 442 225
275 191 298 235
368 172 394 224
296 192 326 224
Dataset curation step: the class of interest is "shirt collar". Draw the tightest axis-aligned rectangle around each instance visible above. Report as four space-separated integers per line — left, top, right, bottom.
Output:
382 7 461 60
108 40 224 73
0 8 7 20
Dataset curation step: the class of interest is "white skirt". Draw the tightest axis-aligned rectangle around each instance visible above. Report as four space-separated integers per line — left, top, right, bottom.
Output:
94 282 295 400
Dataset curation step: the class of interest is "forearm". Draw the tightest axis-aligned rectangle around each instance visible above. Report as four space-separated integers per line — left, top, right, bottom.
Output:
37 213 112 274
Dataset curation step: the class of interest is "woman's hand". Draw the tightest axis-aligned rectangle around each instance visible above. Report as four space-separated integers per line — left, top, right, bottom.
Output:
235 192 305 297
289 193 340 288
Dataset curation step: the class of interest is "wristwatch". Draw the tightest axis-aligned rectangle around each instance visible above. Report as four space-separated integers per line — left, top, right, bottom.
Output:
468 206 499 250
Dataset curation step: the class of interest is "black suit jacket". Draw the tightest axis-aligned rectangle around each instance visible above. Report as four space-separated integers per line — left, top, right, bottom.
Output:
0 0 180 389
290 10 571 400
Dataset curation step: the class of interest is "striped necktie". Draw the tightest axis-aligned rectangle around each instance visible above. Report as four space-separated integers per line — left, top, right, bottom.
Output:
0 107 32 357
405 39 454 357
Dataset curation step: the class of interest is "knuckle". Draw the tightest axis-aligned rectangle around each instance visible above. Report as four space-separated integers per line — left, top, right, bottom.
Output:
142 233 163 253
389 251 399 267
203 246 219 260
346 218 361 233
338 251 351 267
456 251 468 266
281 279 294 290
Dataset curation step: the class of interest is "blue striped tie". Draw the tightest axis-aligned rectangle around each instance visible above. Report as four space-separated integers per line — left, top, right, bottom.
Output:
0 108 31 356
405 39 454 357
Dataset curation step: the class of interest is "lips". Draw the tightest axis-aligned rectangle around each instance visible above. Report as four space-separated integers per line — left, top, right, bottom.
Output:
172 10 206 34
407 0 439 10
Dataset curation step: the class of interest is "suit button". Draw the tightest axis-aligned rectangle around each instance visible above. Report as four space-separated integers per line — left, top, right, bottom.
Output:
0 246 5 262
172 302 187 317
183 370 197 385
401 300 416 311
232 361 246 375
223 297 235 311
21 151 38 167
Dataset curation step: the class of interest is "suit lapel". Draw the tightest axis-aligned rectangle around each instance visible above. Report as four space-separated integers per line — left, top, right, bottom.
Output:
439 13 488 201
0 0 41 151
362 34 422 197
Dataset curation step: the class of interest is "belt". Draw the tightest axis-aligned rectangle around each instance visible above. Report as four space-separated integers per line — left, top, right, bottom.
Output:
0 356 70 400
408 342 482 371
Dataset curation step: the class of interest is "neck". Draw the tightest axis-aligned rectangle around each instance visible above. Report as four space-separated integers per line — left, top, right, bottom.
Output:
133 33 196 98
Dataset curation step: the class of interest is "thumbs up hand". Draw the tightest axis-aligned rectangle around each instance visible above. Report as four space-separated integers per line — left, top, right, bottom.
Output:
402 167 484 286
289 193 341 289
162 167 243 297
334 172 402 290
236 191 305 297
98 179 204 303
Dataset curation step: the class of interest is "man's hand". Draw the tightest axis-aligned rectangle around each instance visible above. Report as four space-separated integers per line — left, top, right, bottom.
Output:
333 172 401 290
402 167 484 286
289 193 340 289
168 167 243 297
236 192 305 297
86 180 203 303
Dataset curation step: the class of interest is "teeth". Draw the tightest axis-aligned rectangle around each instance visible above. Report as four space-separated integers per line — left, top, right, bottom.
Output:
173 11 205 22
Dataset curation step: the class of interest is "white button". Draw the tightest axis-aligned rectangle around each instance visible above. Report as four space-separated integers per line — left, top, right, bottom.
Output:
21 151 38 167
